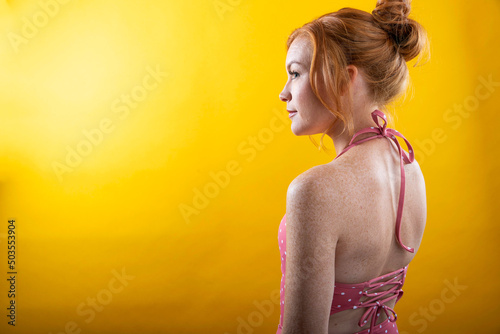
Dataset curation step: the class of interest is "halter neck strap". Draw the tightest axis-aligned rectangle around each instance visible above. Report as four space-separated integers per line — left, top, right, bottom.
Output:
334 110 415 253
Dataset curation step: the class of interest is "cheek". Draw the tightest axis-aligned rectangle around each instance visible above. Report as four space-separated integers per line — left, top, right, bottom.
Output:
294 80 317 108
298 84 326 115
296 83 336 125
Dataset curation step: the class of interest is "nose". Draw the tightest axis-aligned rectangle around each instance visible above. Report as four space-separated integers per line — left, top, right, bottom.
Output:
279 87 290 102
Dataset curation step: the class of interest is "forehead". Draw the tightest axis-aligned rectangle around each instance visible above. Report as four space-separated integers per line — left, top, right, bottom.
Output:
286 37 312 67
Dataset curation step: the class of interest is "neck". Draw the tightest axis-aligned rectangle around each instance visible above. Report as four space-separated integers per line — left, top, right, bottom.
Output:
326 104 381 155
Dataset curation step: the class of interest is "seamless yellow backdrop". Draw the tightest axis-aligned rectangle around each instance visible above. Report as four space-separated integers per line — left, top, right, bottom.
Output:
0 0 499 333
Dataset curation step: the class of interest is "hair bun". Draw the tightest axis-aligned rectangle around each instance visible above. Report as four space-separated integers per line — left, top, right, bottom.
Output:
372 0 428 63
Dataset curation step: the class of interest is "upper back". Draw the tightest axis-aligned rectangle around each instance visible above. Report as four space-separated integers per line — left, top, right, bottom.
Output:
311 136 427 283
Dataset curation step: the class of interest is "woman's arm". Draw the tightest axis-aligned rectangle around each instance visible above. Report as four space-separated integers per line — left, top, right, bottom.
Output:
282 167 342 334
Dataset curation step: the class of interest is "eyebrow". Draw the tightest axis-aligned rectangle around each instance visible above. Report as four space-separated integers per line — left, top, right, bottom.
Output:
286 61 304 70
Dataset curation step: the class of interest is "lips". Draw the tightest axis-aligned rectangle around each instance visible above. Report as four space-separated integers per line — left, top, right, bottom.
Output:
287 110 297 118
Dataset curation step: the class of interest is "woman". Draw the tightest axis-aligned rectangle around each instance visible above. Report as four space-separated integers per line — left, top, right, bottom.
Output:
276 0 429 333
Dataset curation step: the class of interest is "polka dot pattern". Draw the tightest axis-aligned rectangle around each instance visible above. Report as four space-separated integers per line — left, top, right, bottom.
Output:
277 214 287 333
276 213 406 334
276 109 411 334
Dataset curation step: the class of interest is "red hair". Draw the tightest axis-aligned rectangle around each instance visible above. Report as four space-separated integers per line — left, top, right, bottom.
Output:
285 0 430 151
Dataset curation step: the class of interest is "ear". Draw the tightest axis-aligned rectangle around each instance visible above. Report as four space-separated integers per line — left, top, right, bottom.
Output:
340 65 359 96
346 65 358 85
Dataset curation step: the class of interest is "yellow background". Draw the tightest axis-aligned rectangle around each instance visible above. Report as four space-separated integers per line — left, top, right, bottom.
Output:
0 0 498 333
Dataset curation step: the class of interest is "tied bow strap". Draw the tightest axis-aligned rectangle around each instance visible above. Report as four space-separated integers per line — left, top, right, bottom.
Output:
335 110 415 253
357 267 406 332
368 110 415 165
358 301 398 332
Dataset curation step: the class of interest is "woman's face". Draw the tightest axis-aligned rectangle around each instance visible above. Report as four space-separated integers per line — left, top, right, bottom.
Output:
279 37 336 136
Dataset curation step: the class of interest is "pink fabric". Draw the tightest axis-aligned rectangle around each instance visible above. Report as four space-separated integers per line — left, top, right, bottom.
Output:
277 109 415 334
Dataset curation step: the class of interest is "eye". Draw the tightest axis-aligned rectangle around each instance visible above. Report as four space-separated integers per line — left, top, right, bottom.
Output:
288 71 299 79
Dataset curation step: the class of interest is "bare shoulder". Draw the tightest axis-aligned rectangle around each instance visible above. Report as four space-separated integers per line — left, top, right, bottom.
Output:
287 164 343 203
411 156 427 188
286 164 348 239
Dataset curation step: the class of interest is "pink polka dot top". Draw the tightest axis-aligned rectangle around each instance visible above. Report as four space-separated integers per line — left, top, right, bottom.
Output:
277 110 416 334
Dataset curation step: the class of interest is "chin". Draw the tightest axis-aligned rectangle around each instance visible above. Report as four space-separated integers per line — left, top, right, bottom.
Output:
291 122 323 136
290 123 304 136
291 126 314 136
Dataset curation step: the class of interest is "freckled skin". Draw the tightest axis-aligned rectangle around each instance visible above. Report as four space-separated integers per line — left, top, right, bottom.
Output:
279 37 337 137
278 37 427 334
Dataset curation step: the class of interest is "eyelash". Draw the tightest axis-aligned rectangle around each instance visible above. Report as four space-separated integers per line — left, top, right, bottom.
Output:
288 71 299 79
